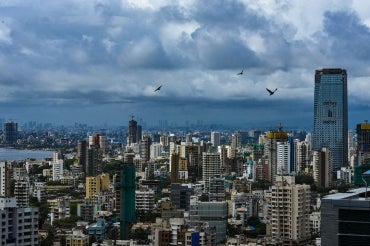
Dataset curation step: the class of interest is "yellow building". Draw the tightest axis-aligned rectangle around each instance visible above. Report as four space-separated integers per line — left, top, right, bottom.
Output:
86 173 110 198
43 169 52 177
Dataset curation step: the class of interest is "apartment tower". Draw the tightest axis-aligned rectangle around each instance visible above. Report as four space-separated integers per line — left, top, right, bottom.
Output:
269 176 311 245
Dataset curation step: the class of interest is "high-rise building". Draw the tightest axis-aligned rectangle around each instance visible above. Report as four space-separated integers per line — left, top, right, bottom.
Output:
179 142 201 182
52 152 64 181
0 198 39 245
88 133 107 154
263 127 289 182
128 116 142 145
353 122 370 185
211 131 221 148
14 180 29 208
313 68 348 171
3 121 18 144
202 152 221 190
185 132 192 143
209 176 225 202
150 143 163 160
85 173 110 198
294 139 311 174
189 197 228 244
128 116 137 145
86 147 102 176
269 176 311 245
136 188 155 212
312 147 333 188
277 141 290 175
116 152 136 240
321 187 370 246
77 140 87 171
170 183 194 211
170 151 180 183
140 135 152 162
0 162 12 197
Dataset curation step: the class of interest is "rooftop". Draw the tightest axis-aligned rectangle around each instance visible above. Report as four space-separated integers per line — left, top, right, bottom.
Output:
322 187 369 200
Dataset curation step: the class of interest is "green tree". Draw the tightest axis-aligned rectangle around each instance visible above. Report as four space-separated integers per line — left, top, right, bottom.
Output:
64 158 75 170
227 223 241 237
40 225 55 246
245 216 266 238
252 179 271 190
38 202 50 228
295 174 314 185
130 227 150 243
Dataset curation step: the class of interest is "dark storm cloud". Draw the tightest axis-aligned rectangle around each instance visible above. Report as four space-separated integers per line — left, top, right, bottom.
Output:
322 11 370 73
0 1 369 128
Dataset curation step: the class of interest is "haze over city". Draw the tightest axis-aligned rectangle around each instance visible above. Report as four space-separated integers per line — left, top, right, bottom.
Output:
0 1 370 129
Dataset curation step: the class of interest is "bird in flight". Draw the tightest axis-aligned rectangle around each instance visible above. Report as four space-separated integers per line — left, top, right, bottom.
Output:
237 68 244 75
154 85 162 92
266 88 278 95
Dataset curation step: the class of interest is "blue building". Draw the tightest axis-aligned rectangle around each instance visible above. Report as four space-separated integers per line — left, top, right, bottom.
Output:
87 218 106 240
313 68 348 171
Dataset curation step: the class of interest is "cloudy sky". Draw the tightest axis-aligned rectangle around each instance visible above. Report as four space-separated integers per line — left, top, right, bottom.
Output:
0 0 369 130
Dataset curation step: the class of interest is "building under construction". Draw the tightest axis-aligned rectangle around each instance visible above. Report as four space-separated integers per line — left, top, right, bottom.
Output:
114 152 136 240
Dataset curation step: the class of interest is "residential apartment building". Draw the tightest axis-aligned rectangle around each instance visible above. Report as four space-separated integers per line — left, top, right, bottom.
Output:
269 176 311 245
135 188 155 212
0 197 39 246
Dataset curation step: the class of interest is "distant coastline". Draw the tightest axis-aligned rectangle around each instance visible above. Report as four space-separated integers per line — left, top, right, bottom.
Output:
0 148 55 161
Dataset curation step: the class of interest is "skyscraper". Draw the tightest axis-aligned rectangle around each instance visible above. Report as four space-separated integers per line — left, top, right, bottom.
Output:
3 121 18 144
211 131 221 148
202 152 221 190
128 116 137 145
128 116 142 145
117 152 136 240
313 68 348 171
77 140 87 171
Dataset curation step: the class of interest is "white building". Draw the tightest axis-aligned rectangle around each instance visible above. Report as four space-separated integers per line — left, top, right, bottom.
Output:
136 188 155 212
150 143 163 160
337 167 352 184
295 140 311 174
51 152 63 181
310 211 321 235
48 197 71 225
277 141 290 175
211 131 221 148
0 162 11 197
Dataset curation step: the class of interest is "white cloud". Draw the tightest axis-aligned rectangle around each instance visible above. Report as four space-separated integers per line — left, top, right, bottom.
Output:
0 24 12 44
102 38 115 53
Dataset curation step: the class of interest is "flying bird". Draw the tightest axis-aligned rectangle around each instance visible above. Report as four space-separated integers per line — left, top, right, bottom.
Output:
266 88 278 95
237 68 244 75
154 85 162 92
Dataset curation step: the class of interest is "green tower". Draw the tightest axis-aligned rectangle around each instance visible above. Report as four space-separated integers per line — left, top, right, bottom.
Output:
119 152 136 240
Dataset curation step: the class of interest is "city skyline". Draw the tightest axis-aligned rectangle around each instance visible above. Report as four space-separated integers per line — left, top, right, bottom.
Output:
0 1 370 129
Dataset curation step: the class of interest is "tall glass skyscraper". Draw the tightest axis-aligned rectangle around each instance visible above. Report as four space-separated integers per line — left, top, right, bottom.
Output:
313 68 348 171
